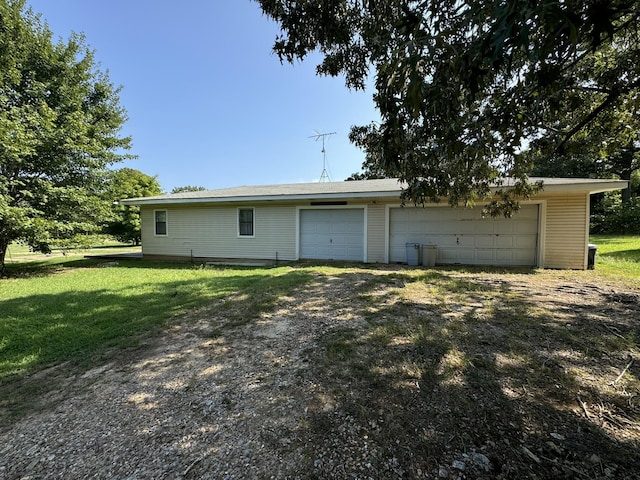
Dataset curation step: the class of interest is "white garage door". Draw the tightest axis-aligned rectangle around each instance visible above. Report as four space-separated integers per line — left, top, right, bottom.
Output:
389 205 539 266
300 209 365 261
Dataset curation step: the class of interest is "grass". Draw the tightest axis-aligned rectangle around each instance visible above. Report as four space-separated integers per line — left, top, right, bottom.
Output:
0 258 312 380
590 234 640 281
4 239 141 264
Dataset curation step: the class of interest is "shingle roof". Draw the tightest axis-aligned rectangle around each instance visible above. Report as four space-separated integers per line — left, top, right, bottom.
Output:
120 177 627 206
121 178 404 205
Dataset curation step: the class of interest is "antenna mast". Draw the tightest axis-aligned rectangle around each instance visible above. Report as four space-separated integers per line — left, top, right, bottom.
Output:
309 131 336 182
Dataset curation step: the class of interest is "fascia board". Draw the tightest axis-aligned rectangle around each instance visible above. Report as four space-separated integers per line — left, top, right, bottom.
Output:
531 180 629 194
120 190 404 206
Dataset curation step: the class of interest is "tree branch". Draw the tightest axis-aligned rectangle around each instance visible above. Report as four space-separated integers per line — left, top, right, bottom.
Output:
555 77 640 153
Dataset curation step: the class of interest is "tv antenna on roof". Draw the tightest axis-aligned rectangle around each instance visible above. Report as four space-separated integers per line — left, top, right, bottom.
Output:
309 131 336 182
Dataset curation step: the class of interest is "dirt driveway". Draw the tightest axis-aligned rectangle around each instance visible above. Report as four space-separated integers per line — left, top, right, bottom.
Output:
1 266 639 479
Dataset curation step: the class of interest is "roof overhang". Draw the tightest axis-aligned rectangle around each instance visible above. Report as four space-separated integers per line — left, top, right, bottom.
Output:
120 190 403 206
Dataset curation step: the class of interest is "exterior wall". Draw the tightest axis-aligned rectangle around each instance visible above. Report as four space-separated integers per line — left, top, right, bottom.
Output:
366 194 589 269
139 190 592 269
366 203 387 263
140 204 297 261
540 193 589 269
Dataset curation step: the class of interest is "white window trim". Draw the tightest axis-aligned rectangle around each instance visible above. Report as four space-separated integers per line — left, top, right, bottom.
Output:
154 209 168 237
237 207 255 238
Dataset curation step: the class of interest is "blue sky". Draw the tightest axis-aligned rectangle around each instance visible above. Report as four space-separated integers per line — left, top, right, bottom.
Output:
26 0 378 192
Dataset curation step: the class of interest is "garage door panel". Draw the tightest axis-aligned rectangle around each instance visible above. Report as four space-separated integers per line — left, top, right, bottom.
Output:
495 250 516 262
331 223 347 234
476 250 495 262
347 223 363 233
495 236 515 248
457 249 476 263
433 236 456 247
456 236 474 247
475 236 494 248
476 219 495 235
438 248 459 262
515 250 536 263
517 223 538 234
495 222 515 234
516 236 536 248
389 205 539 266
390 245 405 261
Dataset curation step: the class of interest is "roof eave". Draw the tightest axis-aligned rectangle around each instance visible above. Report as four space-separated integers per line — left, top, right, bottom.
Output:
120 189 404 206
535 180 629 194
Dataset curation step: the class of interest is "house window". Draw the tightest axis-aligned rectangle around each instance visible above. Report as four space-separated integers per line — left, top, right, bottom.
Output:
238 208 254 237
155 210 167 236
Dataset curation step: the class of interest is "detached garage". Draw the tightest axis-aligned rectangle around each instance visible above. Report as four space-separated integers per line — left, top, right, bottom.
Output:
121 177 627 270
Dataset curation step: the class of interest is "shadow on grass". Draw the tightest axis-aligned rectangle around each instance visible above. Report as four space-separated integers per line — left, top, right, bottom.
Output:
293 268 640 478
599 249 640 262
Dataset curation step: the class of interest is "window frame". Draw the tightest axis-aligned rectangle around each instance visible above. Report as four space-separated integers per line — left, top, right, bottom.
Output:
154 209 168 236
237 207 255 238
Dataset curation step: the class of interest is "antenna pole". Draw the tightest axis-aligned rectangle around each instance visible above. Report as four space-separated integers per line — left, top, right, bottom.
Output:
309 131 336 182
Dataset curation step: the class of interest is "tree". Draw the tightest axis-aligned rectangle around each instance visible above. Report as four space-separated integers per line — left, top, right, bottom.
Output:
529 43 640 203
170 185 207 194
0 0 132 271
345 125 392 181
104 168 162 245
256 1 640 214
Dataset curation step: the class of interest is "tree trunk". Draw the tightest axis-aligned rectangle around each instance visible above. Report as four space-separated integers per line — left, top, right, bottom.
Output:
618 146 635 205
0 237 10 276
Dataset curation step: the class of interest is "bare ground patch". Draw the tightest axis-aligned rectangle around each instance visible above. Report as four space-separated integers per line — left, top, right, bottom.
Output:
1 266 639 479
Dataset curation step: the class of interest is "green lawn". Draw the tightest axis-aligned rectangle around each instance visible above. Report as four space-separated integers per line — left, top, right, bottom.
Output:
4 239 141 263
589 234 640 281
0 258 313 380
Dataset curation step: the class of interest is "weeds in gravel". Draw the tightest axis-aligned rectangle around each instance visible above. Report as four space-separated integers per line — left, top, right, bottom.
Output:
300 268 640 479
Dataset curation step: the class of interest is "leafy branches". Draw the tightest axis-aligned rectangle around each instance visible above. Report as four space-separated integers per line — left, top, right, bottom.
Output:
257 0 640 212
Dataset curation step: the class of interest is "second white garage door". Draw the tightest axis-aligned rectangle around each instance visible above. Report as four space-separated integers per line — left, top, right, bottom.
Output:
300 209 365 261
389 205 539 266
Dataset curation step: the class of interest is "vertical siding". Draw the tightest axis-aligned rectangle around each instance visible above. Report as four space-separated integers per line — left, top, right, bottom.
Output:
140 204 297 261
367 203 387 263
543 193 588 269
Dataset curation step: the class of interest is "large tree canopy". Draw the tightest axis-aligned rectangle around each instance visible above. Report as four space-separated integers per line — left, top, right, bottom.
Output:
103 168 162 246
0 0 132 270
256 0 640 214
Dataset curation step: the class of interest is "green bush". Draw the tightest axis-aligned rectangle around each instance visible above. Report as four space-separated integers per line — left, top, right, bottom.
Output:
591 193 640 234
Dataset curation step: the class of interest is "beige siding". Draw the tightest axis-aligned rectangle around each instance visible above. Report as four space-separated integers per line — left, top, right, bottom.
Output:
138 190 592 269
367 203 387 263
542 193 588 269
141 204 297 261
